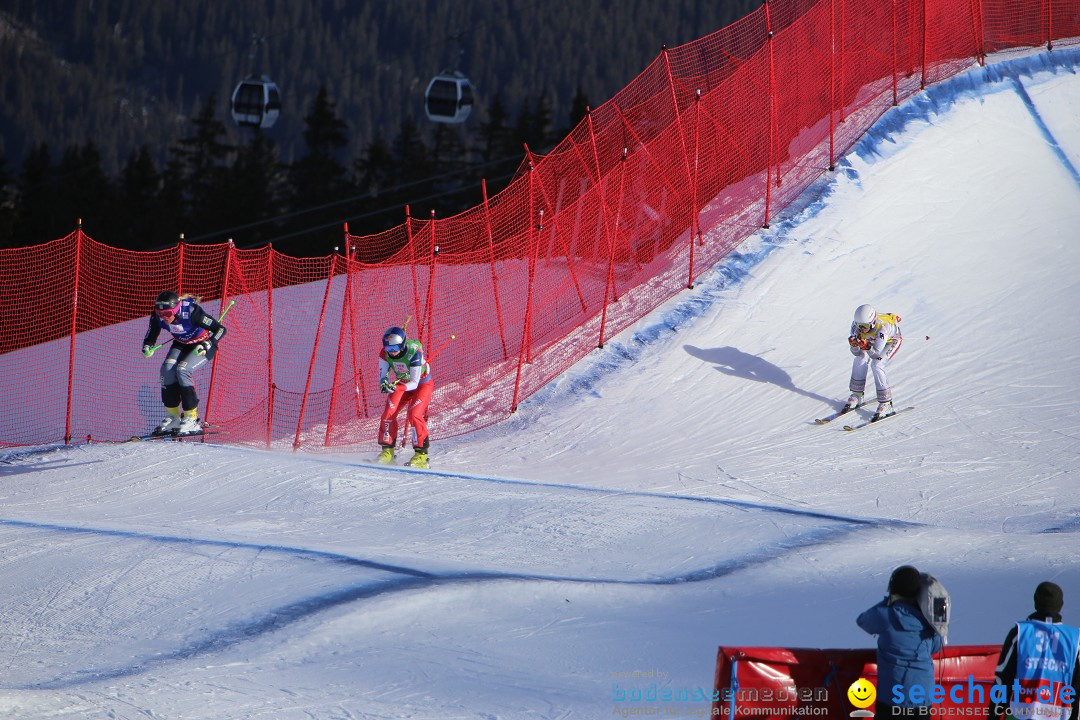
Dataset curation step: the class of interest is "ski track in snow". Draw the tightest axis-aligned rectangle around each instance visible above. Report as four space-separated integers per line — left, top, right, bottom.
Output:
0 438 921 689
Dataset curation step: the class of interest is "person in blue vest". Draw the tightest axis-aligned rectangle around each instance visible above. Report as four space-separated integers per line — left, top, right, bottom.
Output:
142 290 227 435
376 325 433 468
990 582 1079 720
857 565 943 717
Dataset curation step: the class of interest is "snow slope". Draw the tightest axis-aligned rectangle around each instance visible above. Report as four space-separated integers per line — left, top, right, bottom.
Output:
1 49 1078 719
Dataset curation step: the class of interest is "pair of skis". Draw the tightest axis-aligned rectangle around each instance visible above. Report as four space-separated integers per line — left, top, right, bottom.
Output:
370 456 431 470
815 401 914 431
129 425 216 442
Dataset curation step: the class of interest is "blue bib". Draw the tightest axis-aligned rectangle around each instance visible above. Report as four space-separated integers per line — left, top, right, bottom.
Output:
1010 621 1079 719
158 298 208 343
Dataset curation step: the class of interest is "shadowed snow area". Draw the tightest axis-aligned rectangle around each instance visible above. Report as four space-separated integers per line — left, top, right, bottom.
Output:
1 49 1078 719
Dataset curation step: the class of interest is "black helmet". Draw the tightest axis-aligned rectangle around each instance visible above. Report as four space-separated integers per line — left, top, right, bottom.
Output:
155 290 180 311
888 565 922 599
383 326 406 356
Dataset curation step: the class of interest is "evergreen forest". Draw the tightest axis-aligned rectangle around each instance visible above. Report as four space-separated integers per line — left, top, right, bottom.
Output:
0 0 755 256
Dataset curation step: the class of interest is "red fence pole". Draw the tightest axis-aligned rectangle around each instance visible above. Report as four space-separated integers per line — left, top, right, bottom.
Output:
1047 0 1054 51
481 178 510 360
511 158 540 413
585 106 619 348
970 0 986 65
294 257 337 450
204 239 233 426
340 238 368 420
403 206 423 336
830 0 837 169
177 235 185 295
265 247 276 448
661 46 701 288
424 209 438 349
921 0 929 89
346 247 367 419
598 148 629 348
892 0 900 105
839 0 848 125
764 1 776 229
688 89 703 289
64 223 83 444
325 250 352 447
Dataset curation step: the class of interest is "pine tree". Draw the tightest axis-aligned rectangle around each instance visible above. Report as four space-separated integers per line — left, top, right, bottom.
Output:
513 97 534 154
289 85 352 211
117 145 161 249
529 90 554 151
157 156 187 248
429 123 475 219
568 85 590 134
13 143 60 246
392 115 433 190
351 132 401 238
169 93 235 238
56 141 120 243
0 152 16 248
478 92 513 164
476 91 525 197
215 132 285 249
355 132 395 196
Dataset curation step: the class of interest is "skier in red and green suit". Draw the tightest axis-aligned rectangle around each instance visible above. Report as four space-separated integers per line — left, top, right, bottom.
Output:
376 326 433 468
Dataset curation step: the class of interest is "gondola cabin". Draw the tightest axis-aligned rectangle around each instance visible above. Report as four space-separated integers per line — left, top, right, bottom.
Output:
230 75 282 129
424 71 473 124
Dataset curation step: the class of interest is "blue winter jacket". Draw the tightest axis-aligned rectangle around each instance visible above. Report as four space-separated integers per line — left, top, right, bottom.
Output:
857 597 944 708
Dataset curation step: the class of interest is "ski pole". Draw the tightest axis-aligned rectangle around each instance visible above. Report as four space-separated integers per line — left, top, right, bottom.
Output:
144 299 236 357
397 333 452 449
194 299 235 355
219 299 236 321
428 334 457 362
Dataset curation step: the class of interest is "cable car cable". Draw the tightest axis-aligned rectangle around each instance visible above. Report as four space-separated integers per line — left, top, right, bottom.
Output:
181 150 530 245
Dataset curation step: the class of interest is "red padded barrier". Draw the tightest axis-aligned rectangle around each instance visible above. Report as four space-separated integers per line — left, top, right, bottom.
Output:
711 645 1001 717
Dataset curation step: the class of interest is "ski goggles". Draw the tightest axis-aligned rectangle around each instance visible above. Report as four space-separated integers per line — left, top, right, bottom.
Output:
856 322 873 333
383 332 405 355
156 306 179 319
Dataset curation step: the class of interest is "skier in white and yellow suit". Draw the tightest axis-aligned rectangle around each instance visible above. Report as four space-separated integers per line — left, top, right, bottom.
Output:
845 304 902 421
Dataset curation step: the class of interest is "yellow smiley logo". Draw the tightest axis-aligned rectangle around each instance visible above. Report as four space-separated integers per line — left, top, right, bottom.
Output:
848 678 876 709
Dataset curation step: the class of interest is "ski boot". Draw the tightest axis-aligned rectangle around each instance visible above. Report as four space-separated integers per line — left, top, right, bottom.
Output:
871 401 895 422
405 449 429 469
177 411 202 436
842 391 863 414
153 407 182 436
376 445 395 465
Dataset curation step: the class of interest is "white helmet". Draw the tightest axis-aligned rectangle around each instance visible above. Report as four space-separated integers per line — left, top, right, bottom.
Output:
853 304 876 328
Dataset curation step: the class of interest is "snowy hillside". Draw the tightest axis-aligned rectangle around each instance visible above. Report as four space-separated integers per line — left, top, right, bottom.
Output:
1 49 1078 719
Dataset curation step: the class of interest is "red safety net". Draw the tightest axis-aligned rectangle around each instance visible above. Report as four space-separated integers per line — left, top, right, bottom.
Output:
1 0 1077 450
710 645 1002 717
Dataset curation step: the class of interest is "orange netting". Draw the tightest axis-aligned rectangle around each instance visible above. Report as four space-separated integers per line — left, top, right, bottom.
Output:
1 0 1076 450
